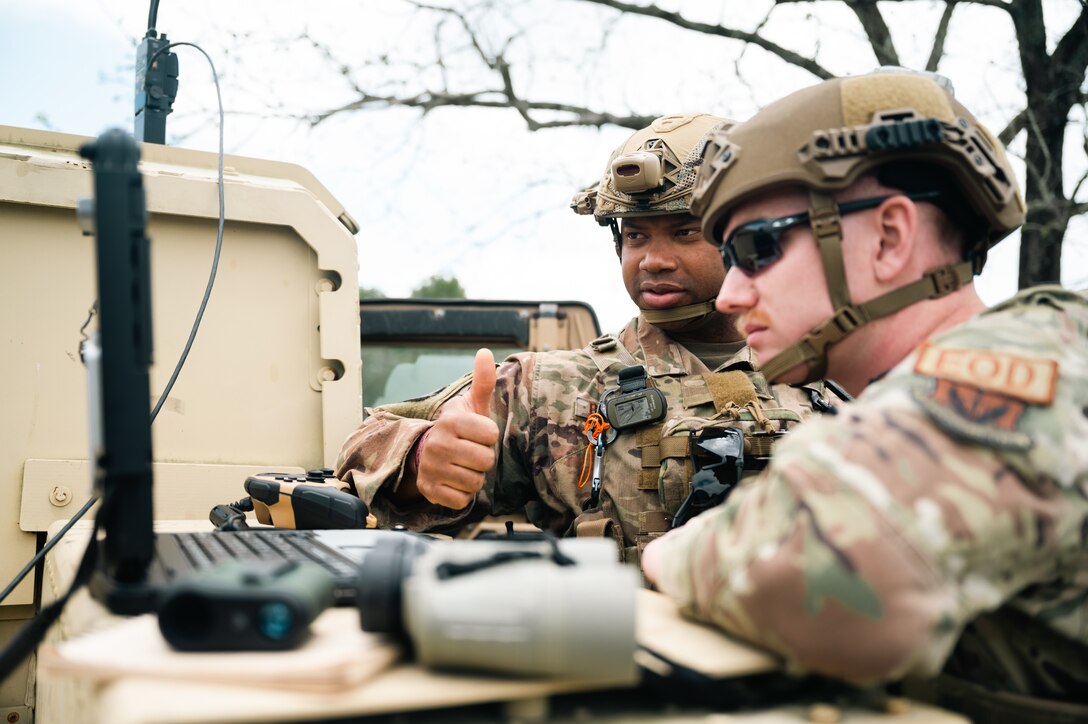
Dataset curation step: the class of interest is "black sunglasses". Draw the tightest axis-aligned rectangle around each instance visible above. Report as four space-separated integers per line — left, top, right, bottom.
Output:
719 191 940 274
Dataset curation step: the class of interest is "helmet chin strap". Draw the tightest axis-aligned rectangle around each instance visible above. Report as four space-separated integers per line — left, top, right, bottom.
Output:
642 300 717 326
759 191 975 384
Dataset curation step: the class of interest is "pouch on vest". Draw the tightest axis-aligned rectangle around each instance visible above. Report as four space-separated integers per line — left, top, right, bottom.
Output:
671 427 743 528
648 415 752 524
646 371 787 518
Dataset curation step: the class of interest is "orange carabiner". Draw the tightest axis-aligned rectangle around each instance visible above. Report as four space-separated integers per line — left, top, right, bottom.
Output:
583 412 610 443
577 413 611 489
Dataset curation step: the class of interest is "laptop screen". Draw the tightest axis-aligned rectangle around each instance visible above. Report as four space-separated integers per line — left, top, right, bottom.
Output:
82 129 156 613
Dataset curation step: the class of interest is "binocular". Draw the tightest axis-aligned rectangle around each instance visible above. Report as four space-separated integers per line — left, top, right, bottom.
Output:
358 535 638 680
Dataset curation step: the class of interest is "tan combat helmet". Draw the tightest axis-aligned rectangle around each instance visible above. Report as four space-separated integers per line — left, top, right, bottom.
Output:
572 113 734 325
690 72 1025 382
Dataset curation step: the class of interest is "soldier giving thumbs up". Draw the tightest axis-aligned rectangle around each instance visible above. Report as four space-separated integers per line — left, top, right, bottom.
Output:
397 349 500 510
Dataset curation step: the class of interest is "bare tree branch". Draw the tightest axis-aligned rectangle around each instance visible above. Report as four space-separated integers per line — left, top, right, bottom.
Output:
309 88 655 130
415 4 546 128
409 1 496 69
579 0 836 79
998 3 1086 147
773 0 1012 8
303 3 660 131
1070 122 1088 208
282 0 1085 289
1050 2 1088 103
1000 89 1088 146
998 109 1028 147
925 1 957 72
848 2 899 66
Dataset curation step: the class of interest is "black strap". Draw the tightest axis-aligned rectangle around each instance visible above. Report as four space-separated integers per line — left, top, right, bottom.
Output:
901 674 1088 724
434 534 575 579
0 491 112 680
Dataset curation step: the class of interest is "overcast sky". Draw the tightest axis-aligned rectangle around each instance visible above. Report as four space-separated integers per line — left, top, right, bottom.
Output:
2 0 1085 332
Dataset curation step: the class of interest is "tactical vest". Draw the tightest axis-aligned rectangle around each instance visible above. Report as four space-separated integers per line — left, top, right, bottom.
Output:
571 334 827 563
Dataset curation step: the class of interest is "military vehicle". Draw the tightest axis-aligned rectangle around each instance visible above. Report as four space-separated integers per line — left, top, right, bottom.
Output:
0 122 363 721
0 122 616 721
359 298 601 409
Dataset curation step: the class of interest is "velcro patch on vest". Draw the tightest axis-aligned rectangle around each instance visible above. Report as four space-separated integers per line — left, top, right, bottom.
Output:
639 510 670 534
638 470 658 490
912 379 1033 452
681 377 714 408
703 371 759 412
913 342 1058 406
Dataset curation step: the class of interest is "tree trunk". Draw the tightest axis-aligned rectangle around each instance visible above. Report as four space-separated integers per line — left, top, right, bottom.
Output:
1010 0 1087 288
1018 119 1067 287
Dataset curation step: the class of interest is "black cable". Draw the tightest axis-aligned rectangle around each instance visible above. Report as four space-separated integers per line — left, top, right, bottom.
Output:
210 498 253 531
0 496 98 606
0 39 227 679
147 42 226 422
147 0 161 35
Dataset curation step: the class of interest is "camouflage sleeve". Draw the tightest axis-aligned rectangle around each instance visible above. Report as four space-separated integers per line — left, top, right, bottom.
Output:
335 353 540 531
335 407 439 528
489 353 541 515
654 391 1064 685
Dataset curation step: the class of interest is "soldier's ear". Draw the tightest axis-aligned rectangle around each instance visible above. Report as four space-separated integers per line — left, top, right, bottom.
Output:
871 195 919 284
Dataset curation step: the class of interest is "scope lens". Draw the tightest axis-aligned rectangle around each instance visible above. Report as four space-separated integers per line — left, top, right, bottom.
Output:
158 592 214 647
257 602 295 641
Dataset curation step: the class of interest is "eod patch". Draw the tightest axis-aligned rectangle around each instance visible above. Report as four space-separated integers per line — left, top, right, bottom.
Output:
913 342 1058 405
908 343 1058 451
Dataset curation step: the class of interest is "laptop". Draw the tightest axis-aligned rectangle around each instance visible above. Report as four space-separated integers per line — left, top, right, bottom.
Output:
151 527 421 607
81 128 422 615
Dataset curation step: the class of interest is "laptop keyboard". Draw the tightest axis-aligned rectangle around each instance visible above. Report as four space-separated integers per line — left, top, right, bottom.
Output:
166 530 360 579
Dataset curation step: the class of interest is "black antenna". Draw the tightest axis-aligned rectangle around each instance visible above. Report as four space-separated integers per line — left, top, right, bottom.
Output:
135 0 177 143
80 129 158 613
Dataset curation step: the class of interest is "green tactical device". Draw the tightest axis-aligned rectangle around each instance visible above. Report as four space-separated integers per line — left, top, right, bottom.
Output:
157 560 334 651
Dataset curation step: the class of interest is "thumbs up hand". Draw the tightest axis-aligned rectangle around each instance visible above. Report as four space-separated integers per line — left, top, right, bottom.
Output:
412 349 500 510
467 347 496 417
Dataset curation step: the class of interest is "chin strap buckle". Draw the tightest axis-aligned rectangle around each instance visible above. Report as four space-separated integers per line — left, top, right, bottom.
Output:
828 305 863 338
930 265 960 295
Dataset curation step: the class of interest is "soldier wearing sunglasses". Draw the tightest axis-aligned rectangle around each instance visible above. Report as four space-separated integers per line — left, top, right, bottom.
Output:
337 114 835 563
642 72 1088 720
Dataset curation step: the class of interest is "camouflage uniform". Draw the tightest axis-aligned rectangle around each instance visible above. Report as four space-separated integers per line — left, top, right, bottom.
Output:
652 287 1088 701
337 314 830 562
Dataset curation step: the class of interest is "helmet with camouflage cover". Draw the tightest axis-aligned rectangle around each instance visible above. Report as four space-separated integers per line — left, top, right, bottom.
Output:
572 112 735 326
573 113 733 226
691 71 1025 383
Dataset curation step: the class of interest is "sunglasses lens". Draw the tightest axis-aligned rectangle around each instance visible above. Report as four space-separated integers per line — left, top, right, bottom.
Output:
720 242 736 271
751 229 783 270
724 226 782 273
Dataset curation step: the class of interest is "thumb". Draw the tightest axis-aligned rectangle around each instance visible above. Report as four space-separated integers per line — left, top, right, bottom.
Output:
468 348 496 416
